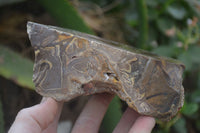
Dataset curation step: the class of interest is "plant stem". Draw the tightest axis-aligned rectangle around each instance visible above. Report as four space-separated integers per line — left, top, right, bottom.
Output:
136 0 148 49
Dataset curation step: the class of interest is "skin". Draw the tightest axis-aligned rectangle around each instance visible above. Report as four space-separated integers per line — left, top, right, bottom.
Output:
8 93 155 133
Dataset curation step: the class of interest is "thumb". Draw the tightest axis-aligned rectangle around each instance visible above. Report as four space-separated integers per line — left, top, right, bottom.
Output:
9 98 63 133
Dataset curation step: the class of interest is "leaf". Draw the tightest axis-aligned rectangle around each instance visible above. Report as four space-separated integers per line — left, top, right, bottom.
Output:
177 51 193 71
173 117 187 133
145 0 158 7
178 46 200 71
37 0 93 34
101 96 122 133
0 99 4 133
167 5 187 20
191 89 200 103
186 46 200 63
157 17 175 34
181 102 199 116
148 8 158 21
0 45 34 89
152 45 175 57
184 0 200 17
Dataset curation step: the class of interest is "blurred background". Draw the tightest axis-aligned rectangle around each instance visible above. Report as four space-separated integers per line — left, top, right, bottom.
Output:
0 0 200 132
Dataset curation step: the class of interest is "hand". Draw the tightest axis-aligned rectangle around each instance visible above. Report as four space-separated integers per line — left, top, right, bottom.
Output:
71 93 155 133
8 98 63 133
9 94 155 133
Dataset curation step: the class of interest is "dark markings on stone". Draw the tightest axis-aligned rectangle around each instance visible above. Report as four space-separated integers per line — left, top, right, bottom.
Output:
27 21 185 121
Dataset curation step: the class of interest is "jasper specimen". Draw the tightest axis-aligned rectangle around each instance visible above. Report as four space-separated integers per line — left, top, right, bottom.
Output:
27 22 185 121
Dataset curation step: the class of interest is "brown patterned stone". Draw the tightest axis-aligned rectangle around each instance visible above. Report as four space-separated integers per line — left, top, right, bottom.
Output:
27 22 185 121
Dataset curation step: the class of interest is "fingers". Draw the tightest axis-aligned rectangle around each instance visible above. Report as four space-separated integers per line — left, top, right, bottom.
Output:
113 107 140 133
8 98 63 133
42 98 63 133
72 94 155 133
128 116 155 133
71 93 114 133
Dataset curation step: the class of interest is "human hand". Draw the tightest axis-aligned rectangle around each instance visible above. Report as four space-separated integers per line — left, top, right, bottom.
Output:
8 98 63 133
71 93 155 133
9 94 155 133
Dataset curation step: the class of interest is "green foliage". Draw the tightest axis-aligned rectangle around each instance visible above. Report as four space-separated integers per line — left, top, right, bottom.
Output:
196 120 200 131
1 0 200 132
191 89 200 103
198 72 200 89
37 0 93 34
167 4 187 20
101 96 122 133
156 17 175 34
156 114 181 133
178 46 200 71
136 0 148 49
153 45 176 57
173 118 187 133
0 99 4 133
125 0 200 132
0 45 34 89
181 102 199 116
